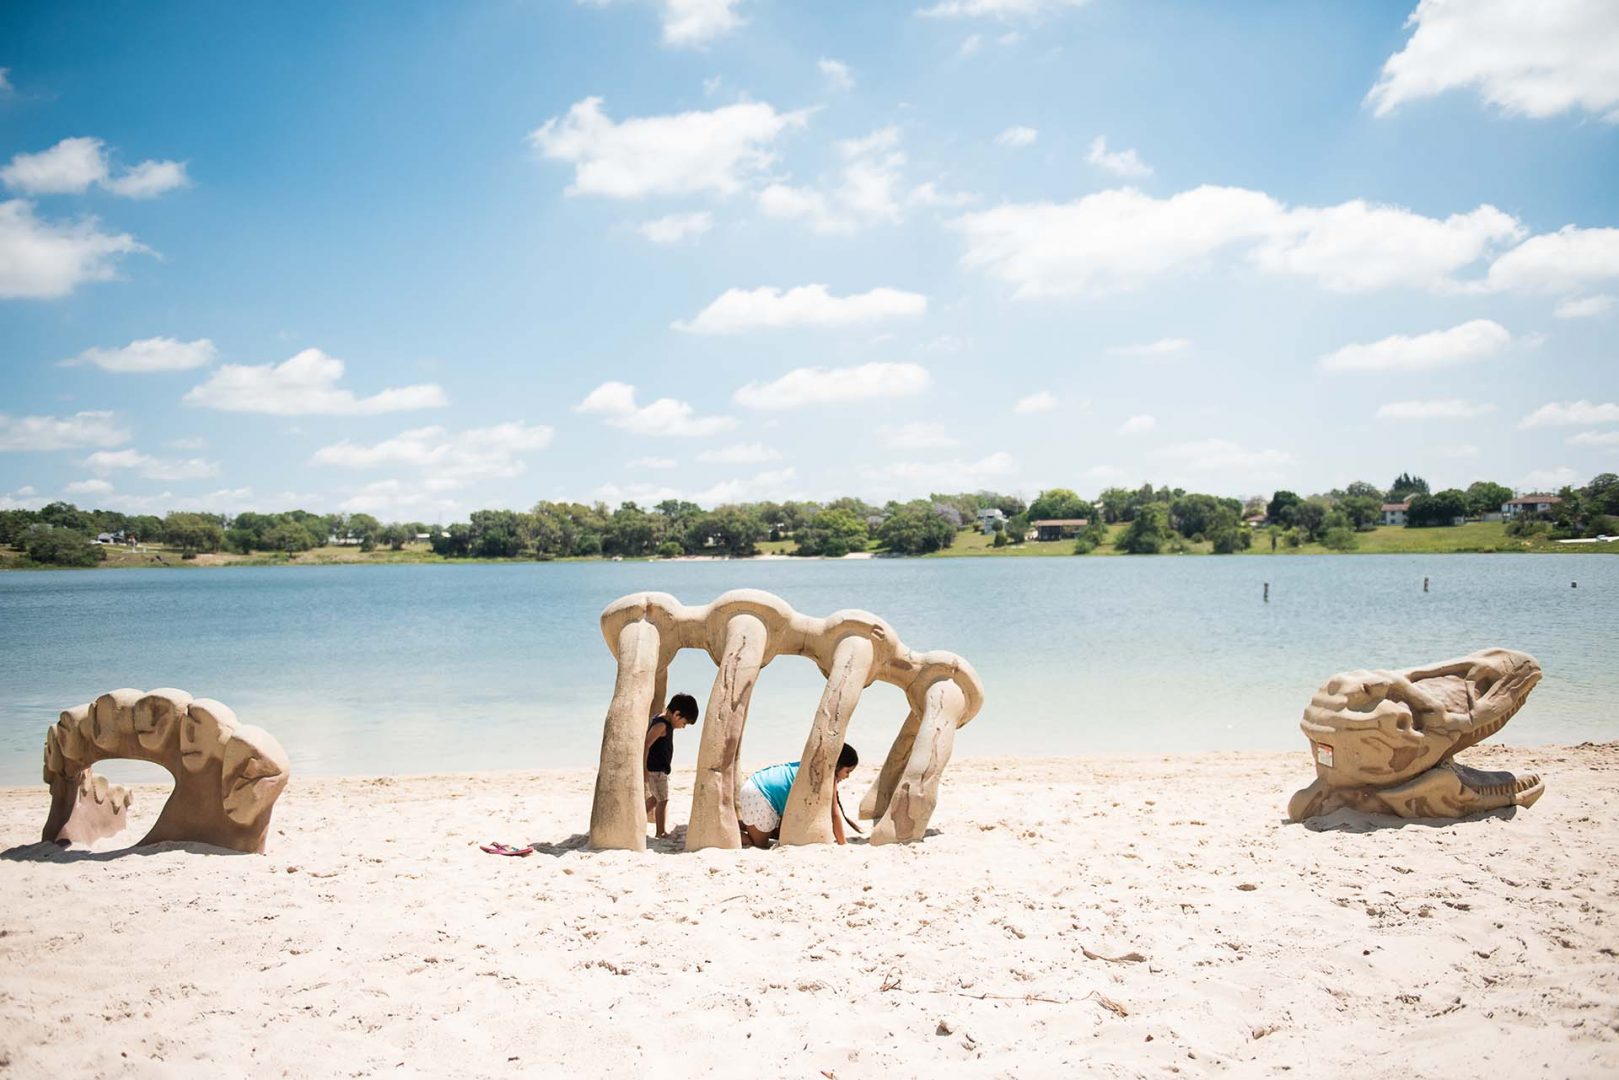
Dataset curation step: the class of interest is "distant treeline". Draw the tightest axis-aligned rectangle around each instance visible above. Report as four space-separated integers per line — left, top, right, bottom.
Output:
4 472 1616 567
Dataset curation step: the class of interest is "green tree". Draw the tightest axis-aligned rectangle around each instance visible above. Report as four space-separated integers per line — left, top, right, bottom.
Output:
1070 517 1108 554
23 526 102 566
39 501 94 533
1343 481 1384 501
163 512 224 555
1406 489 1468 527
261 521 318 552
1321 526 1359 551
877 502 957 555
603 502 657 557
1339 495 1382 531
1207 506 1252 553
795 508 868 557
1585 473 1619 517
1463 481 1513 518
430 523 471 557
1387 472 1430 501
1026 488 1090 522
1266 490 1302 526
1116 504 1170 554
0 509 39 547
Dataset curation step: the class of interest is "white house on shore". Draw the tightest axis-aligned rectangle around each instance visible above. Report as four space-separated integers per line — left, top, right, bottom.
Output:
977 508 1007 535
1502 494 1562 519
1380 501 1410 526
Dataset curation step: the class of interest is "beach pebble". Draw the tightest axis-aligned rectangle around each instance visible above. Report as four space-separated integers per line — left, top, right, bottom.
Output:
936 1020 953 1036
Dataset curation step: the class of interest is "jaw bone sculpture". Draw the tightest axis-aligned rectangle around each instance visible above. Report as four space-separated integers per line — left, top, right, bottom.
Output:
589 590 984 852
1287 648 1545 822
41 689 291 853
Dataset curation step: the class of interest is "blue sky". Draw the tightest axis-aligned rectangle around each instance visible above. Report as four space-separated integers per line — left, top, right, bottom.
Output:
2 0 1617 521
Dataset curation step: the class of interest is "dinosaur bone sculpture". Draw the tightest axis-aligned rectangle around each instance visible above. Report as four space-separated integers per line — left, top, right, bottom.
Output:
41 689 291 853
589 590 984 852
1287 648 1545 822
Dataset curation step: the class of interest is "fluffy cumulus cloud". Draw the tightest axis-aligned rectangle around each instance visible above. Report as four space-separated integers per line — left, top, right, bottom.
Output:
337 479 459 517
1367 0 1619 122
864 451 1017 491
674 283 927 334
918 0 1089 17
1376 398 1495 420
1554 294 1615 318
996 126 1038 148
1117 414 1155 434
530 97 805 198
1521 466 1579 491
0 199 148 299
733 361 931 409
819 58 855 91
953 185 1525 297
0 410 130 452
578 0 748 48
0 137 188 198
1483 226 1619 294
695 442 781 464
83 448 221 481
1319 319 1512 373
757 126 972 234
637 211 713 244
1013 391 1058 414
575 381 737 436
1152 439 1294 472
182 348 449 415
626 455 678 469
1569 430 1619 447
64 478 115 496
312 423 554 487
1518 400 1619 428
62 336 217 373
1086 136 1151 178
880 422 959 449
596 466 798 508
1107 337 1190 359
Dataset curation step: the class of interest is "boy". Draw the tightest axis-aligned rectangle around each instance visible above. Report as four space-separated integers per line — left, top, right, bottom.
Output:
737 743 859 848
644 693 699 839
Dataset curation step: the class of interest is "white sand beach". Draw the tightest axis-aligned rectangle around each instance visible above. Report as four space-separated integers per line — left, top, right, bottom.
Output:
2 744 1615 1078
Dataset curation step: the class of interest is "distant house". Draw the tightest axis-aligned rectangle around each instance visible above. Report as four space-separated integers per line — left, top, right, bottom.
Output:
976 507 1007 535
1380 502 1410 527
1502 494 1562 519
95 532 117 545
1032 518 1088 542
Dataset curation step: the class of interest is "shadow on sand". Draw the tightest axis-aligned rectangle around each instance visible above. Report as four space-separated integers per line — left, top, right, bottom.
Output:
2 838 249 863
1297 806 1521 833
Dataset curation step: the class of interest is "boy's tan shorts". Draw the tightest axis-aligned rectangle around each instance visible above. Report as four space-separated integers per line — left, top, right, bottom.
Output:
646 772 669 802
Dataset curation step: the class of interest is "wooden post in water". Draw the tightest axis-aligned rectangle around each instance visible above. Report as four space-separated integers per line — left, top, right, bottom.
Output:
1263 582 1269 603
1423 576 1430 593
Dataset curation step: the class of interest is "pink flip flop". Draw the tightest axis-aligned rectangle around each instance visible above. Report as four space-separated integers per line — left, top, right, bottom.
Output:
480 842 534 856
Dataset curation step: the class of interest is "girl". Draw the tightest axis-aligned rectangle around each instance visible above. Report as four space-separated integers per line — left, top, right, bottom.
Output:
737 744 859 847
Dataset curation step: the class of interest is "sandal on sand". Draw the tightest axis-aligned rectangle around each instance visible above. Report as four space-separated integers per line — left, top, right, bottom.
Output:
480 842 534 856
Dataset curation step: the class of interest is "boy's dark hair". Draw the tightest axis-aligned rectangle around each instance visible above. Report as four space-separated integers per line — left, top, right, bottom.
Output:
668 693 699 723
837 743 858 770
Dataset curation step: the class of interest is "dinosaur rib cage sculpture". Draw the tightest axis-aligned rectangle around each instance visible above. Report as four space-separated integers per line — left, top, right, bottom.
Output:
589 590 985 852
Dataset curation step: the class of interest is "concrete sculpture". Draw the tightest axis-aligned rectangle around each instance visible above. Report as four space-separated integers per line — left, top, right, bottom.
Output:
1287 648 1545 822
41 689 291 853
588 590 984 852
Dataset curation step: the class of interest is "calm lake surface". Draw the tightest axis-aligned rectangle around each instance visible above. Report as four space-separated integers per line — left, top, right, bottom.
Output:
0 556 1613 786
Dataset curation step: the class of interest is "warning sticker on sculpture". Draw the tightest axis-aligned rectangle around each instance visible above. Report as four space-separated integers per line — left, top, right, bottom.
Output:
1315 743 1334 768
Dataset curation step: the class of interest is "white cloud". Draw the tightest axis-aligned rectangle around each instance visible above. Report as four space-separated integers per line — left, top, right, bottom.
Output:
1521 466 1578 491
919 0 1088 17
337 479 459 518
638 210 714 244
0 410 130 451
1484 227 1619 294
0 199 148 299
0 69 11 95
64 478 114 496
757 126 972 234
1519 400 1619 428
1441 443 1482 458
1376 398 1496 420
1555 294 1615 318
819 58 855 91
660 0 747 46
1319 319 1512 373
0 137 188 198
627 456 678 469
311 422 554 486
959 33 984 56
83 448 221 481
598 466 798 508
530 97 805 199
674 283 927 334
1 487 45 511
576 381 737 436
1117 414 1155 434
881 422 959 449
697 442 781 464
62 336 217 373
734 361 931 409
953 185 1524 297
1013 391 1058 414
1086 136 1152 178
1152 439 1294 471
1569 430 1619 447
1107 337 1190 359
866 452 1018 490
996 126 1038 148
1084 464 1125 482
1368 0 1619 122
183 348 448 416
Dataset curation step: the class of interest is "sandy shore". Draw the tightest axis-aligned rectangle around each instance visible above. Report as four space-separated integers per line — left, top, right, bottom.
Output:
1 745 1615 1078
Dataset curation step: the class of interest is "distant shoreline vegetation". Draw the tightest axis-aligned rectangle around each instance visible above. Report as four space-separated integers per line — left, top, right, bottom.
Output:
3 472 1617 570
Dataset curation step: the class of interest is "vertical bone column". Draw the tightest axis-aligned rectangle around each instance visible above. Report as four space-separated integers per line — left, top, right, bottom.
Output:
869 678 966 845
779 633 876 846
589 618 662 851
686 613 769 851
860 706 921 822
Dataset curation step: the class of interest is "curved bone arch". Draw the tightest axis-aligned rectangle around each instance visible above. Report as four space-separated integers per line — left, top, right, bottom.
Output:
41 689 291 853
1287 648 1545 822
589 590 984 851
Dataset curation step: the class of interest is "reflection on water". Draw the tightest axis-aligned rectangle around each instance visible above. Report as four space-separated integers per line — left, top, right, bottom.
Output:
0 555 1612 784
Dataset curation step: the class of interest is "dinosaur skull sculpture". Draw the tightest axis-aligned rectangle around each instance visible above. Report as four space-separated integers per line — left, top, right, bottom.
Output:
1287 648 1545 821
41 689 291 853
588 589 984 852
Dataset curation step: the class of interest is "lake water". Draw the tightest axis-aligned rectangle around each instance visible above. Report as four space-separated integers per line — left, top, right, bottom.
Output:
0 555 1613 786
